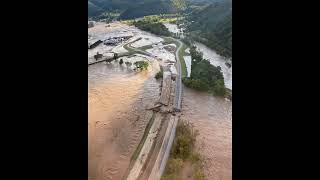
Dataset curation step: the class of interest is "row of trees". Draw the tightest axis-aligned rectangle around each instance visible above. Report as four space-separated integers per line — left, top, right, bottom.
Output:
133 19 171 36
183 46 226 96
118 58 149 71
134 61 149 70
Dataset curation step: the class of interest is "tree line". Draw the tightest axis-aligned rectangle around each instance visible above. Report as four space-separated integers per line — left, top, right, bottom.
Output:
133 19 171 36
183 46 226 96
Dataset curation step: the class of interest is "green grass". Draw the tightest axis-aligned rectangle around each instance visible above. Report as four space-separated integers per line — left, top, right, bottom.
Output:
131 113 156 161
139 44 153 51
123 38 152 56
178 43 188 78
123 43 136 53
163 37 175 44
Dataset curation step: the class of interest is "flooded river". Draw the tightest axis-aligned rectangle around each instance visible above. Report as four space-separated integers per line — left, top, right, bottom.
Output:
165 24 232 179
88 61 160 180
164 23 232 89
194 42 232 90
181 87 232 180
88 21 232 180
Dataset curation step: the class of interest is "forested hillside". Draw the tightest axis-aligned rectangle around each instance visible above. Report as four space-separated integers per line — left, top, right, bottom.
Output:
89 0 187 19
88 1 103 17
88 0 232 57
185 0 232 57
119 0 178 19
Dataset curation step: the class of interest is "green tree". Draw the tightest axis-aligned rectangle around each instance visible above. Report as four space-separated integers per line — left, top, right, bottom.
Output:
134 61 149 70
155 69 163 79
133 20 170 36
190 45 203 74
183 47 226 96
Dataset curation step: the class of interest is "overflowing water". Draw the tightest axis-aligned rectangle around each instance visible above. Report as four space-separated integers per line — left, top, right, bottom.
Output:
164 23 232 90
181 87 232 180
88 21 232 180
165 23 233 178
194 42 232 90
88 61 160 180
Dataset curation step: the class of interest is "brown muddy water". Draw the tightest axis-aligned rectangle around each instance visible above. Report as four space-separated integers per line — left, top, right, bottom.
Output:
181 87 232 180
88 60 160 180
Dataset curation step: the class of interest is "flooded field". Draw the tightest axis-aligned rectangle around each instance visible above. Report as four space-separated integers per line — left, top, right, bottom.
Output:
88 61 160 180
181 87 232 180
88 21 232 180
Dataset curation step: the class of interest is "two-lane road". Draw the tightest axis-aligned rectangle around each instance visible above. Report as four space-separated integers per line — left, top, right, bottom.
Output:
165 37 183 111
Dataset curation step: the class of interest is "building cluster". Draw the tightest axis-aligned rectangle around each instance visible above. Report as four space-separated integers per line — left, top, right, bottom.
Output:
103 36 133 46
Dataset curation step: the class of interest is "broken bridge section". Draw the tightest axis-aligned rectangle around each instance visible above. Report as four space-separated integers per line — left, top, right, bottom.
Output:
159 71 172 106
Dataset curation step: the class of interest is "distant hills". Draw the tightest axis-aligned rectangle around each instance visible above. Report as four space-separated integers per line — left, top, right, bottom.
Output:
88 0 232 57
119 0 179 19
88 1 103 17
88 0 187 18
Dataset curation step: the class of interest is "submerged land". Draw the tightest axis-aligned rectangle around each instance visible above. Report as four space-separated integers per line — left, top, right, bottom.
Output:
89 1 232 179
88 19 231 180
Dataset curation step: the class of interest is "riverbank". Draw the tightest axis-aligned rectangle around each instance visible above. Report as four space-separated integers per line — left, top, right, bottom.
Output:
162 23 232 90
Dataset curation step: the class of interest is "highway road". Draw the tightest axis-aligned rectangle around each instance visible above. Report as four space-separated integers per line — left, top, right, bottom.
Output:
174 38 183 111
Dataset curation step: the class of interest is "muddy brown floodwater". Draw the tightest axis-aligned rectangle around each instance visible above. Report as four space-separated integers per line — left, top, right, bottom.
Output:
88 61 160 180
181 87 232 180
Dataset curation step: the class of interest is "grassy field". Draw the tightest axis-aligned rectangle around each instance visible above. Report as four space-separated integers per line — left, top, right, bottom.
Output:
123 38 151 56
123 43 136 53
178 43 188 78
139 44 153 51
